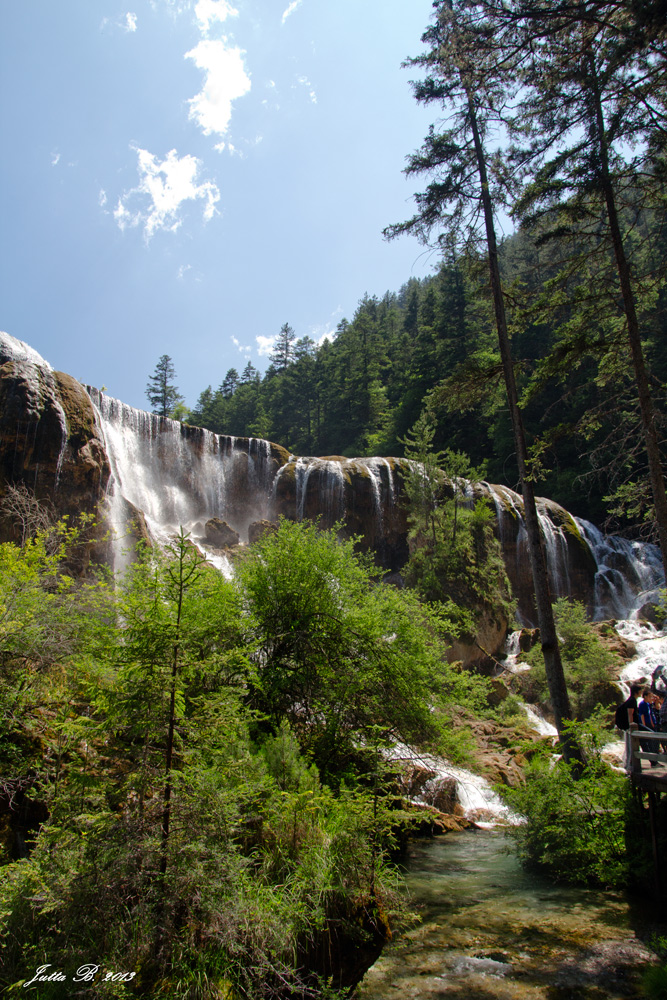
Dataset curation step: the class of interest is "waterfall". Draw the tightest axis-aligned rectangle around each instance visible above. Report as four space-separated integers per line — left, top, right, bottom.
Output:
2 328 663 623
86 388 275 571
485 481 664 621
576 518 664 619
391 743 520 826
0 331 53 370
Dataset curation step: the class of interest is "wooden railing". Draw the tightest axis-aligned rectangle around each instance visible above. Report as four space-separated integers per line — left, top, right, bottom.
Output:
625 729 667 776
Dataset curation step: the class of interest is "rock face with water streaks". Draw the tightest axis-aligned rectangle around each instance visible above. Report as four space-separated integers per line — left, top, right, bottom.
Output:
0 339 110 542
272 455 409 569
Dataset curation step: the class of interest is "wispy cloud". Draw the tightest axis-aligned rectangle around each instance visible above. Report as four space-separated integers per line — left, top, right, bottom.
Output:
194 0 237 33
297 75 317 104
281 0 303 23
113 146 220 240
185 39 251 139
231 335 252 355
256 335 276 357
99 189 108 208
101 12 138 32
50 151 61 166
311 306 343 345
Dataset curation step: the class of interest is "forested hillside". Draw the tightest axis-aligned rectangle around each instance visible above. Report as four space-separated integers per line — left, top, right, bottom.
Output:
187 213 667 534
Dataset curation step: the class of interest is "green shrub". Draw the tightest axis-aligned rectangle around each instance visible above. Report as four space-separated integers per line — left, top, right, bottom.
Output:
504 711 631 886
519 598 621 718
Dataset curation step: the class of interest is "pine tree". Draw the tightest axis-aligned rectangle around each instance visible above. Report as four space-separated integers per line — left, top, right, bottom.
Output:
269 323 296 371
239 360 259 385
387 0 582 763
146 355 184 418
220 367 239 399
489 0 667 578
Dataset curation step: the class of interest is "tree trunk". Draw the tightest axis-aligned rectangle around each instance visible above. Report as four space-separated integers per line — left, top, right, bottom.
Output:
465 90 583 765
587 55 667 579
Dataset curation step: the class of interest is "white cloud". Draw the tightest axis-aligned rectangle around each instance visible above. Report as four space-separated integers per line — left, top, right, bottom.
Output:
114 146 220 240
194 0 237 33
50 151 61 166
177 264 192 279
214 140 239 155
256 335 276 357
282 0 302 23
99 189 108 208
314 327 336 346
311 307 342 345
100 12 138 32
232 335 252 355
185 39 251 138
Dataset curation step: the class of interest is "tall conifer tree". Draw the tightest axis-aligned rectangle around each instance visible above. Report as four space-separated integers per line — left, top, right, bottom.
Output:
387 0 582 761
146 355 184 418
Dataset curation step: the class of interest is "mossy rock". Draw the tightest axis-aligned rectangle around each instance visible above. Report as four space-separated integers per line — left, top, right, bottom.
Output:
54 371 98 442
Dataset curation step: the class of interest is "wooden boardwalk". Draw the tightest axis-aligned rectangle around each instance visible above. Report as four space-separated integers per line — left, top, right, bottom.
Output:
625 730 667 788
625 731 667 905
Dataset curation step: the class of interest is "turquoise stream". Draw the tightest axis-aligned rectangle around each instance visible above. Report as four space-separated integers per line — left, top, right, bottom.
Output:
358 829 661 1000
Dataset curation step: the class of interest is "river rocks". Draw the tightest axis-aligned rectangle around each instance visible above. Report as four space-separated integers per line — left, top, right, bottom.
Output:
519 627 539 652
636 599 662 626
461 711 543 788
205 518 240 548
592 621 638 660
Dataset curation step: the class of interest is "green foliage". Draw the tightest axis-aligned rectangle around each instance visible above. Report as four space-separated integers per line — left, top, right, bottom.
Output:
494 692 529 726
520 599 620 719
400 411 514 632
504 711 631 887
145 354 184 418
2 519 469 998
237 518 463 779
643 938 667 1000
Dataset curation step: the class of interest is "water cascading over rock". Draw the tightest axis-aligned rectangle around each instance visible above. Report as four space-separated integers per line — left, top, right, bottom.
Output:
0 331 663 624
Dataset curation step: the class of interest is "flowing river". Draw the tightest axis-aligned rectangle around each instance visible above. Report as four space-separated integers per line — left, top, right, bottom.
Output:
358 828 662 1000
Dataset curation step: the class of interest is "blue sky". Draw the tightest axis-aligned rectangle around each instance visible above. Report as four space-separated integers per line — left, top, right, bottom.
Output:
1 0 438 411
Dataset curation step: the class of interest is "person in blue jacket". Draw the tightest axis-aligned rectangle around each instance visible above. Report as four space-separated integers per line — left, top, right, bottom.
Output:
637 687 659 765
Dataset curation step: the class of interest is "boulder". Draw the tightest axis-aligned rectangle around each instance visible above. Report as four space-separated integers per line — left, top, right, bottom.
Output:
205 518 240 548
592 621 638 660
636 601 662 627
248 519 278 545
0 356 109 543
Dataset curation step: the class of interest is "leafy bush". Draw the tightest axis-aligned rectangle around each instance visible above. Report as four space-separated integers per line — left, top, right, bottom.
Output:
238 518 485 779
504 711 631 886
519 598 621 718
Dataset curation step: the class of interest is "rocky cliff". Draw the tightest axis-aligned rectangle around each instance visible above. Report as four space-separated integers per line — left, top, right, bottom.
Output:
0 332 662 642
0 337 109 544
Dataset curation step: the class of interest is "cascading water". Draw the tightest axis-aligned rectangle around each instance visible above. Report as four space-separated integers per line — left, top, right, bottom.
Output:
1 329 663 625
86 388 275 574
485 479 664 621
391 743 519 827
576 517 664 619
